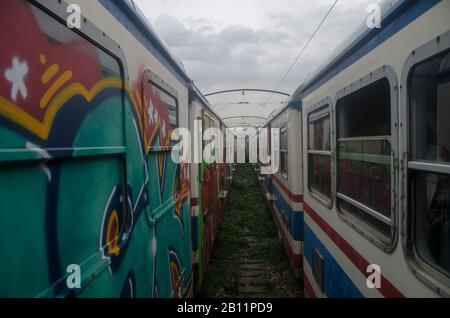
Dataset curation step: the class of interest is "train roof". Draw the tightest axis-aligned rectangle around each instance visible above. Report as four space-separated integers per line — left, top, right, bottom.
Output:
262 0 434 127
99 0 192 85
189 84 227 127
299 0 441 97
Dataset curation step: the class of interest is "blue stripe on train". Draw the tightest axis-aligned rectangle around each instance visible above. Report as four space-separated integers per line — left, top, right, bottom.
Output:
301 0 441 96
271 184 303 242
304 224 364 298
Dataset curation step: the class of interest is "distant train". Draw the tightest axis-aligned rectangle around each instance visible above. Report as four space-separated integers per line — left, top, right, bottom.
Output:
0 0 230 297
259 0 450 297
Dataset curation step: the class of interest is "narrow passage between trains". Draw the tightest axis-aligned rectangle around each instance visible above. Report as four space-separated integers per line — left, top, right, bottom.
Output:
200 164 303 298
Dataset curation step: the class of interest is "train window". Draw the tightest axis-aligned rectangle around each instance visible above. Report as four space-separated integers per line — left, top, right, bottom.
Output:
410 52 450 164
336 78 393 241
142 71 178 153
280 126 288 178
409 50 450 277
308 106 332 203
146 82 178 128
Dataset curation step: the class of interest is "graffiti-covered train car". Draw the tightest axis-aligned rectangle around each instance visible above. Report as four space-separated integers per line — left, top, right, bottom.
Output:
189 85 231 293
0 0 226 298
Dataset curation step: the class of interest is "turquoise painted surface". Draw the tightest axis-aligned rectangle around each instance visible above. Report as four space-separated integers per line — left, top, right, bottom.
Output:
0 1 192 298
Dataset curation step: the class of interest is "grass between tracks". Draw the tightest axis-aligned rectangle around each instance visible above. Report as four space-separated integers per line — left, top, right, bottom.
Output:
200 164 302 298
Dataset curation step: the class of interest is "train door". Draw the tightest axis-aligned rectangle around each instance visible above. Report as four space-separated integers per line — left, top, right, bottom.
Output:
267 122 274 198
402 31 450 296
189 103 203 292
0 1 153 297
0 0 136 297
142 71 191 298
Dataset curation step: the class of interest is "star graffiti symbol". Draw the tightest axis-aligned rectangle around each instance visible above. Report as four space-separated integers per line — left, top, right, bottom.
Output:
5 57 29 102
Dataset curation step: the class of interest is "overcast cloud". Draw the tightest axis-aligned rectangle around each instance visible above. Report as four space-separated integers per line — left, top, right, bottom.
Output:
133 0 384 123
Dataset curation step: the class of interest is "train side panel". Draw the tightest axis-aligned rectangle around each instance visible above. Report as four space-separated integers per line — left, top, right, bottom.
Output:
259 106 304 277
72 0 194 298
189 96 230 293
301 0 450 298
188 99 204 292
0 0 192 297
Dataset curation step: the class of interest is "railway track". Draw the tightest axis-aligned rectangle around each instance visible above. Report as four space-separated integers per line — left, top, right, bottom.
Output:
200 165 303 298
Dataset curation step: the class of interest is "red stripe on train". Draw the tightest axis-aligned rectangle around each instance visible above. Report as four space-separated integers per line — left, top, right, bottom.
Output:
271 175 304 203
271 204 302 268
304 203 405 298
303 273 317 298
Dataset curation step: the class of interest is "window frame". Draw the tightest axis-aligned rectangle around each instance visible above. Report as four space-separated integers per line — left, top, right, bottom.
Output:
307 98 334 209
143 69 179 125
32 0 129 80
5 0 130 163
335 65 399 253
401 30 450 296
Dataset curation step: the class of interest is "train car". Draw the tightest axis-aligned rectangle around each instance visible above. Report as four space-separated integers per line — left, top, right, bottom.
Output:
199 99 230 289
299 0 450 297
188 85 231 293
258 88 304 277
0 0 194 298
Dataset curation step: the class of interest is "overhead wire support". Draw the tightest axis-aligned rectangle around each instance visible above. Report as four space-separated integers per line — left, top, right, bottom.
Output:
204 88 290 97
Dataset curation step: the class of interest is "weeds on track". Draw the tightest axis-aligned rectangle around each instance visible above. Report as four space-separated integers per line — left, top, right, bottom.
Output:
200 164 302 298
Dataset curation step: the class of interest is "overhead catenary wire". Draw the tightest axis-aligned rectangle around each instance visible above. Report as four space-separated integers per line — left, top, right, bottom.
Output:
211 102 288 106
262 0 339 107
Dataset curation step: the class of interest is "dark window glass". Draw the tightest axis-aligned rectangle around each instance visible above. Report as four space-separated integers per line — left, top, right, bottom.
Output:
153 85 177 128
337 79 391 139
308 154 331 199
413 171 450 275
336 78 393 239
308 110 331 151
410 51 450 164
338 139 391 218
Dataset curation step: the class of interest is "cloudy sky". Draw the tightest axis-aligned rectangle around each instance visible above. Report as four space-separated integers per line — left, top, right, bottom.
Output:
133 0 384 123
